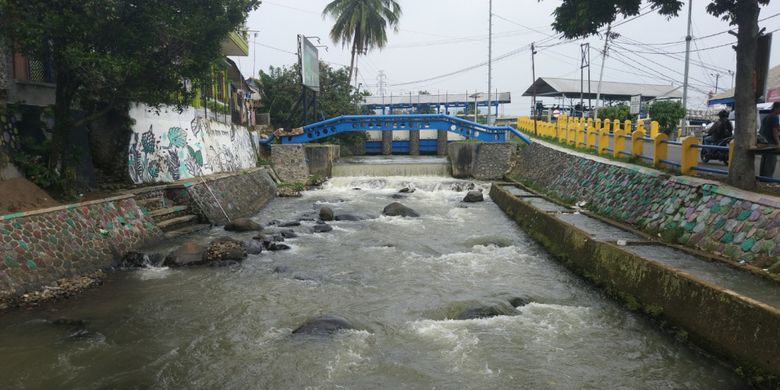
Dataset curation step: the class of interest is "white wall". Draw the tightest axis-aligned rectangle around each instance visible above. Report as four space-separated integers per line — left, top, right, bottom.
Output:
127 104 256 184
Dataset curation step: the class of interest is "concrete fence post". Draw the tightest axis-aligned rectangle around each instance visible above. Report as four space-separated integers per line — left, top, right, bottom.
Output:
631 129 645 158
409 129 420 156
624 119 633 133
653 133 669 168
436 129 447 156
597 129 610 155
680 136 699 175
728 139 735 166
614 129 626 158
650 121 660 138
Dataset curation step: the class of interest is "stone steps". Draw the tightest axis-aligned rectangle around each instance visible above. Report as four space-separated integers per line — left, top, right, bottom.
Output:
164 223 212 239
136 197 176 212
156 215 199 232
149 205 190 223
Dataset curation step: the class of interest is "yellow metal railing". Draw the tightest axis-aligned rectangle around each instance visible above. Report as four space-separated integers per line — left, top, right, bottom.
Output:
516 116 733 178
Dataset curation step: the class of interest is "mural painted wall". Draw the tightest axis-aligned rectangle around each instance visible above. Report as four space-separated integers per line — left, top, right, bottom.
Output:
127 104 257 184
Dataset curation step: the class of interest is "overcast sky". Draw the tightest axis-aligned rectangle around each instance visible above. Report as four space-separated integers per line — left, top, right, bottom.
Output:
232 0 780 116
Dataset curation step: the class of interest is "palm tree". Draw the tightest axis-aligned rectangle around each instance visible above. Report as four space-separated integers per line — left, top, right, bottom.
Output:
323 0 401 85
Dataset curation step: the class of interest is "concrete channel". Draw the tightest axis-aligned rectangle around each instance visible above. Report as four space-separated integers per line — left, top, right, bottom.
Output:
491 182 780 382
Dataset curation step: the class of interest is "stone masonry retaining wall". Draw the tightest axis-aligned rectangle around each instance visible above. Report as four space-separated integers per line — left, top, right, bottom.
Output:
169 168 276 226
271 144 340 182
511 141 780 270
0 196 162 302
448 142 515 180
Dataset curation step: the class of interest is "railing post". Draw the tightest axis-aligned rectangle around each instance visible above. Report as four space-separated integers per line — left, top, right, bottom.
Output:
597 129 609 155
631 129 645 158
650 121 660 138
624 119 633 134
614 129 626 158
603 119 611 134
613 118 620 133
568 121 576 145
653 133 669 168
680 136 698 175
637 119 645 135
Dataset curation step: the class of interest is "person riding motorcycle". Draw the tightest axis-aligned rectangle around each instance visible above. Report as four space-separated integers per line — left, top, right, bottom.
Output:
705 110 733 145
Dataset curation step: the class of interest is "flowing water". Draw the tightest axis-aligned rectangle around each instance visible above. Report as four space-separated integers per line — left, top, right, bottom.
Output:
0 172 747 389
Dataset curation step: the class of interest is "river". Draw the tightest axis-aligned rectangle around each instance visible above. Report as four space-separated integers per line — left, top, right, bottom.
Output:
0 173 747 389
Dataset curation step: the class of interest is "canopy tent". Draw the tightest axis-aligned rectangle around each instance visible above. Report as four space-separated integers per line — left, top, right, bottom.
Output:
708 64 780 105
522 77 683 102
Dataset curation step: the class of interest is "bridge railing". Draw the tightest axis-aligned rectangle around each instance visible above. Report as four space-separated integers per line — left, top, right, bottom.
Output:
515 116 742 180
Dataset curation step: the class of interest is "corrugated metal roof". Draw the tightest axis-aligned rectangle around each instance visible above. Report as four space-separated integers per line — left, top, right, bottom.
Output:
363 92 511 106
522 77 683 99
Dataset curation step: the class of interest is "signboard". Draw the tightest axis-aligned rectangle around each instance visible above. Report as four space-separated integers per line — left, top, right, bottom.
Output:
630 94 642 115
298 35 320 91
552 109 561 118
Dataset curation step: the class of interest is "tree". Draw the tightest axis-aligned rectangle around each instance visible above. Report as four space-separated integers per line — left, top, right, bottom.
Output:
0 0 259 192
648 100 686 135
323 0 401 85
257 61 368 147
550 0 770 190
598 103 632 123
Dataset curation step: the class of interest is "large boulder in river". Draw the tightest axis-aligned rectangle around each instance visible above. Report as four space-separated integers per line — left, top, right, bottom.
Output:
454 302 516 320
319 207 334 221
204 237 247 262
244 240 264 255
382 202 420 218
312 224 333 233
463 190 484 203
224 218 263 232
164 241 208 267
292 315 356 335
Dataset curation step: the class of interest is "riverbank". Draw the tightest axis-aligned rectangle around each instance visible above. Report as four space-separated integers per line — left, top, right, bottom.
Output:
0 167 278 310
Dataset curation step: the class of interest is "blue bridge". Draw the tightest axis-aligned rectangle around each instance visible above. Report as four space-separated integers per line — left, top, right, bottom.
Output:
271 114 532 150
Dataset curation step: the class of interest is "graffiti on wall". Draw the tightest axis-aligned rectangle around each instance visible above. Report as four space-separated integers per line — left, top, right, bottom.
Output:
127 104 256 184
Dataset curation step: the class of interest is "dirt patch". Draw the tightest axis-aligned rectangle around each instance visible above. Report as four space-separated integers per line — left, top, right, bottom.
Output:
0 177 60 214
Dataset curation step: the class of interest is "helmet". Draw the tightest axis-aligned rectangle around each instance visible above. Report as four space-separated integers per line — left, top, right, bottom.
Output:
718 110 729 118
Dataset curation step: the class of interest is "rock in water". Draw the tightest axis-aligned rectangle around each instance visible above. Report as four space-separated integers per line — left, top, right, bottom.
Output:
292 315 356 335
399 186 415 193
319 207 334 222
224 218 263 232
382 202 420 218
334 214 362 221
204 237 247 262
312 224 333 233
164 241 207 267
266 242 291 251
119 252 148 268
279 221 301 227
463 190 484 203
454 302 516 320
244 240 264 255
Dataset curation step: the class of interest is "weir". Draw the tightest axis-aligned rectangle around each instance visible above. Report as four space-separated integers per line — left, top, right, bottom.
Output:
333 156 450 177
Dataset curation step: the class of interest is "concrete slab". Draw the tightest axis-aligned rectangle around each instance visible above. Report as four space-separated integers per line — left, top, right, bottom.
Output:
556 213 643 242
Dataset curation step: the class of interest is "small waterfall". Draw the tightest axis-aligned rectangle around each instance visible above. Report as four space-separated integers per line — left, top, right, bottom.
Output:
333 156 451 177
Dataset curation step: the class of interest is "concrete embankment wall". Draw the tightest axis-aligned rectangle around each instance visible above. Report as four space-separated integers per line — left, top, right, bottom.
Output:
168 168 277 226
490 184 780 379
447 142 515 180
511 141 780 271
0 196 162 302
0 167 277 304
271 144 340 182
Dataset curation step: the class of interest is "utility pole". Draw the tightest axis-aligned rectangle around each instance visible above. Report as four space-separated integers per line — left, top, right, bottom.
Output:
531 42 538 135
728 69 735 90
580 43 590 118
594 24 611 120
681 0 693 130
487 0 493 125
377 70 387 97
711 73 720 93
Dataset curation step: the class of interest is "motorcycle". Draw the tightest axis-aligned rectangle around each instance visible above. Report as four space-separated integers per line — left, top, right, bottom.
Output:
700 136 732 166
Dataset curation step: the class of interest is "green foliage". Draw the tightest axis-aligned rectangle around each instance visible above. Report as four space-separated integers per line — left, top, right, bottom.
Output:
10 137 67 193
278 181 306 191
550 1 683 39
598 104 632 123
257 62 369 148
648 100 686 135
0 0 260 187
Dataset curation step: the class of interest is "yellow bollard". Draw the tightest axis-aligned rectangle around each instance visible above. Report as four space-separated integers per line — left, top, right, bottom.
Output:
680 136 699 175
597 129 610 155
624 119 633 134
631 129 646 158
613 118 621 133
653 133 669 168
614 129 626 158
603 119 611 134
637 119 645 135
568 122 576 145
650 121 660 138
